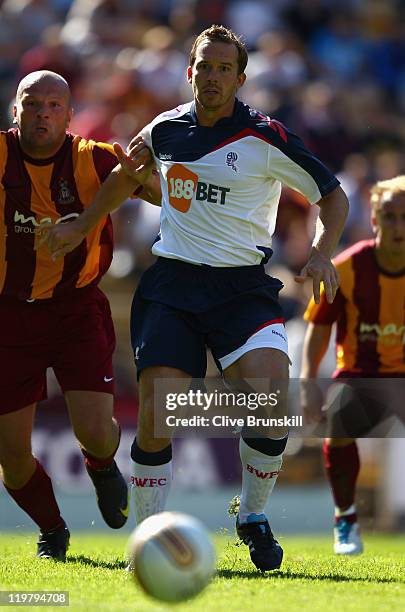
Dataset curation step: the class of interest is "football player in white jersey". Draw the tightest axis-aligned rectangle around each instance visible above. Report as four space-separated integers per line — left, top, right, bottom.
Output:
45 25 348 572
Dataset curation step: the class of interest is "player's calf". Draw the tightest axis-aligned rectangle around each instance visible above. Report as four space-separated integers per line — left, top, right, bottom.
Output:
130 440 172 524
86 460 129 529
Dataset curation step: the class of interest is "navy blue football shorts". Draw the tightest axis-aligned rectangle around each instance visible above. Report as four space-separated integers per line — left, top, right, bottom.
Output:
130 257 289 378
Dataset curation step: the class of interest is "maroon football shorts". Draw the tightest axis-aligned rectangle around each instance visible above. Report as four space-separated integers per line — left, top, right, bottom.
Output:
0 286 116 414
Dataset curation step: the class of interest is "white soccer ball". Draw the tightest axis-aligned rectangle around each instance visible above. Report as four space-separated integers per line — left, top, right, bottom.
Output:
128 511 216 602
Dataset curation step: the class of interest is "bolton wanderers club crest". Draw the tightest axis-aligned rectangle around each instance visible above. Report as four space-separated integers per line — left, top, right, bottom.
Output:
226 151 238 172
57 178 75 205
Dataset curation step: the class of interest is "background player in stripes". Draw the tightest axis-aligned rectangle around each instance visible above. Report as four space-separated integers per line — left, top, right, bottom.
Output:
44 26 349 572
0 70 159 561
301 175 405 554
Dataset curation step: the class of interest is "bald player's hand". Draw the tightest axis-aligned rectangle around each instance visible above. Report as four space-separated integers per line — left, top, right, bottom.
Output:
114 137 154 183
36 220 85 260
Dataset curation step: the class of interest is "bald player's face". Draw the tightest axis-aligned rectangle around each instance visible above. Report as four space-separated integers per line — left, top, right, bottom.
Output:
13 79 72 158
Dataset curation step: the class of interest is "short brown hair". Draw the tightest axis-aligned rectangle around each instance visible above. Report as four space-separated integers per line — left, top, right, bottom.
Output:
189 25 248 75
370 175 405 212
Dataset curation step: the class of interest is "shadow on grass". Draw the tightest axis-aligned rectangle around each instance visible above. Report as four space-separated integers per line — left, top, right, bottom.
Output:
217 568 403 584
67 554 126 570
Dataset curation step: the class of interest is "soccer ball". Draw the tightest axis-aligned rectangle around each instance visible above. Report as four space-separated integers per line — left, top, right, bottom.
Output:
128 511 216 602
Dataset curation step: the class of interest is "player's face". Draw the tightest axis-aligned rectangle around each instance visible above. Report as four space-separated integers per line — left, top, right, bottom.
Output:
187 40 246 119
373 193 405 258
13 79 72 158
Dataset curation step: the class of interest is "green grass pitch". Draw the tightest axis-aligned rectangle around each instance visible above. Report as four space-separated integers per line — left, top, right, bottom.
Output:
0 533 404 611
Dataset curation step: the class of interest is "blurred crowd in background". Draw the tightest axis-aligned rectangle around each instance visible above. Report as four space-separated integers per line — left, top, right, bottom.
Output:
2 2 405 526
1 0 405 392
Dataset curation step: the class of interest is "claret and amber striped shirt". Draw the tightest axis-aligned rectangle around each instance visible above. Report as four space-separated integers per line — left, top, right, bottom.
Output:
304 240 405 375
0 129 118 300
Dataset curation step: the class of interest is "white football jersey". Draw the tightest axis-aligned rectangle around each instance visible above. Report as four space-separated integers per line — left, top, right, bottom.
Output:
141 100 339 267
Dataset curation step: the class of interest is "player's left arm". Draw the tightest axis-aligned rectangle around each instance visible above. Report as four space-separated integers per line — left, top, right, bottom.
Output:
257 118 349 305
295 186 349 304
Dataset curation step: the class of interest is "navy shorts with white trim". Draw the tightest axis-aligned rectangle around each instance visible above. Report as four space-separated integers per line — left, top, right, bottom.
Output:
131 257 285 378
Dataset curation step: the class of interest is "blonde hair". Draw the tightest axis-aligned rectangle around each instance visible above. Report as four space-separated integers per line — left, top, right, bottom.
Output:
370 175 405 212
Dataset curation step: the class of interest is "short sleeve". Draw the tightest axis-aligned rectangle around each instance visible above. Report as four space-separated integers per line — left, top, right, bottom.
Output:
92 142 117 183
257 120 340 204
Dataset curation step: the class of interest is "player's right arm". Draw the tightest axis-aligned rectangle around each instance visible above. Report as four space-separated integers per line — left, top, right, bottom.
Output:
43 140 160 259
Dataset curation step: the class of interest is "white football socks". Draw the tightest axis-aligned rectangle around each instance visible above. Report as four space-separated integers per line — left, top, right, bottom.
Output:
238 437 283 523
131 460 172 525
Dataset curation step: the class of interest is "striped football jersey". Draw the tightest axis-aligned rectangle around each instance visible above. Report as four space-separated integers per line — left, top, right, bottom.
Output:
0 130 117 300
304 240 405 375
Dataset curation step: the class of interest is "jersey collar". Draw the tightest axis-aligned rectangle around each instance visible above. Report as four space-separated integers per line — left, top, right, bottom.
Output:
189 98 246 127
17 132 71 166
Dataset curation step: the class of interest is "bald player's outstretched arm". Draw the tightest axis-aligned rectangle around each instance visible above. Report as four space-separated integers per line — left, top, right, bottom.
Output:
42 144 161 259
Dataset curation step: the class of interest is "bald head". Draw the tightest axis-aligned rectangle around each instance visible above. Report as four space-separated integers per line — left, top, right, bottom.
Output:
16 71 71 105
14 71 73 159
